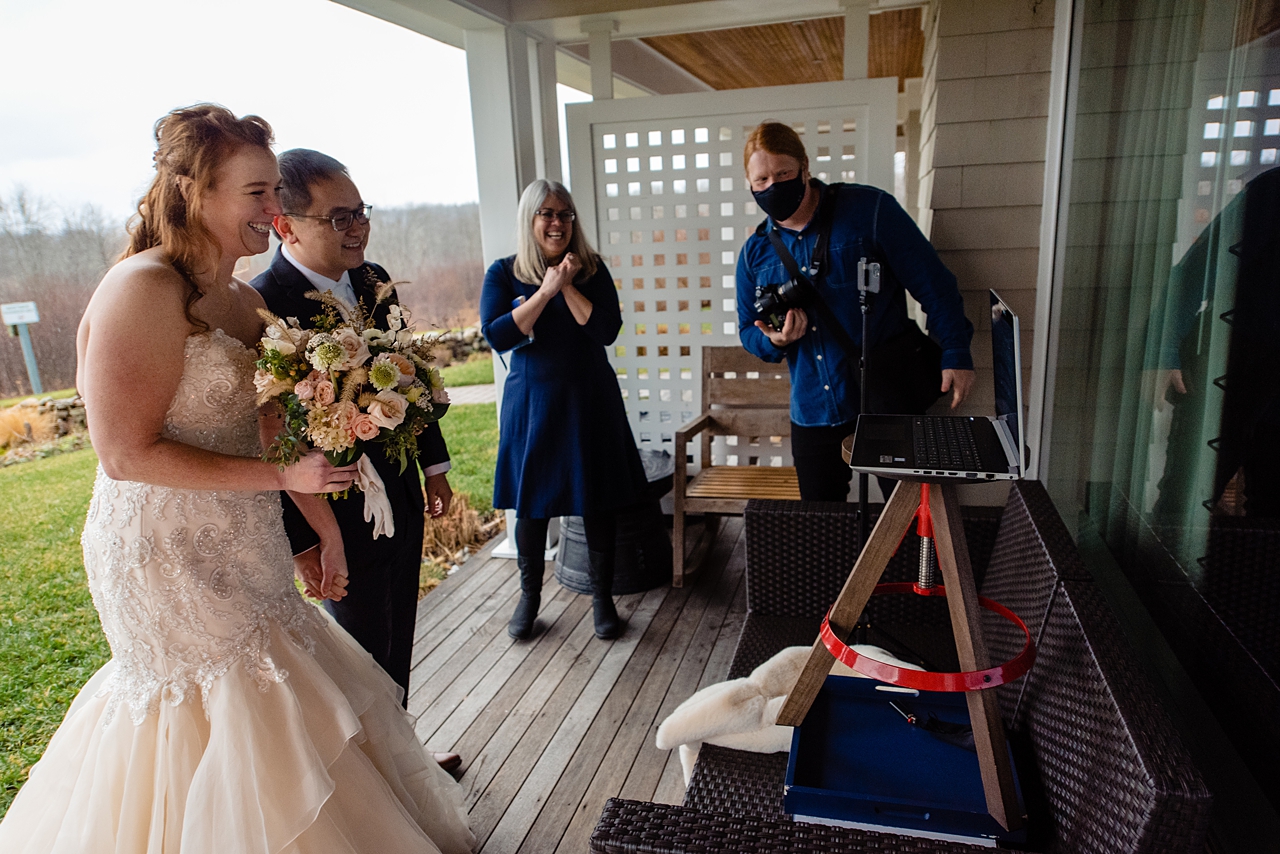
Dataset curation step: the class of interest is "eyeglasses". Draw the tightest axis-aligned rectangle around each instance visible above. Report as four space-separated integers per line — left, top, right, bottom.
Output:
534 208 576 223
286 204 372 231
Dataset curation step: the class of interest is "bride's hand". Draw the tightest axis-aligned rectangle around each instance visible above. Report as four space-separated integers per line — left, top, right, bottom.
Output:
281 451 358 494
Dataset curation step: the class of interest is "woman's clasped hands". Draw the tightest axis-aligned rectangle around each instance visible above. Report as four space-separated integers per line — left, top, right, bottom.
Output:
540 251 581 297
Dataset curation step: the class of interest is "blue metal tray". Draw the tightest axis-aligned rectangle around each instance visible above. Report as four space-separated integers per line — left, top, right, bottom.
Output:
784 675 1027 847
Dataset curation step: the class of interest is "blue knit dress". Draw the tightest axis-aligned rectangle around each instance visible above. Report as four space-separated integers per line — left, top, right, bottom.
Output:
480 256 648 519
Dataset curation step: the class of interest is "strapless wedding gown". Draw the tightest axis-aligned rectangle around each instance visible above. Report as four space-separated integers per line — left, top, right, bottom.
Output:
0 330 475 854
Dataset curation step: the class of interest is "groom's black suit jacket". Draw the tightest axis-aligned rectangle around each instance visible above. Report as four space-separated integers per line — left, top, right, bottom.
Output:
251 248 447 696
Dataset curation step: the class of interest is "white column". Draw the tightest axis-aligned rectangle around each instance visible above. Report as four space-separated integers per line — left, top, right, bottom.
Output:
582 17 617 100
464 25 535 263
464 24 558 557
841 0 870 81
533 37 563 183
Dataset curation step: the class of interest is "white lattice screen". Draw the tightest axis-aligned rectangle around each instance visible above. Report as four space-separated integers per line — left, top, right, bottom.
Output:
566 80 898 468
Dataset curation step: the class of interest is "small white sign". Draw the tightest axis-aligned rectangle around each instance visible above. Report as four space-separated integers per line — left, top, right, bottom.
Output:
1 301 39 325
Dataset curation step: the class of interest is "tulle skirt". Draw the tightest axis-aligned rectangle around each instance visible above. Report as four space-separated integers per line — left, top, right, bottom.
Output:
0 611 475 854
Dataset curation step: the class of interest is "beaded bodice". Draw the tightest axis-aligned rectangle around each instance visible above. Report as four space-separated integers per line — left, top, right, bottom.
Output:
81 330 323 724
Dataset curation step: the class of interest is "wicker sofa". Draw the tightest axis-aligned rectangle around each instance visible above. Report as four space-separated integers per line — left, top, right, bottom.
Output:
590 481 1212 853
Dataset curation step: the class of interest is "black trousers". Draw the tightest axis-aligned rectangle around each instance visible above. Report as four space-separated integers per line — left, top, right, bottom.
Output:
791 420 896 503
516 514 616 559
323 486 425 708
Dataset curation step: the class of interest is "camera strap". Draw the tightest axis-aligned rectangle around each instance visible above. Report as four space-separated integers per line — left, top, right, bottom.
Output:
758 185 862 362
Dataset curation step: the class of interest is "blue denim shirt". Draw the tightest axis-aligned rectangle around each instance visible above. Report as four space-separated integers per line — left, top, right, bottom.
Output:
737 181 974 427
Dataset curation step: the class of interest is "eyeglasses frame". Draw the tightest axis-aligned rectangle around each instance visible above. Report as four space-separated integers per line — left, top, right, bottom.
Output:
285 203 373 231
534 208 576 223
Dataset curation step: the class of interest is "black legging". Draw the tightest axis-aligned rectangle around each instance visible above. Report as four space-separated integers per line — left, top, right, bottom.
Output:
516 514 616 560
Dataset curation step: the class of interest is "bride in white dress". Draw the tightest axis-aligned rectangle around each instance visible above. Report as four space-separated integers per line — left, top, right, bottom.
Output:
0 105 476 854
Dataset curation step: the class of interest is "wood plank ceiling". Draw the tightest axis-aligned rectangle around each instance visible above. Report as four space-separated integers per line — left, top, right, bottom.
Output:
639 7 923 92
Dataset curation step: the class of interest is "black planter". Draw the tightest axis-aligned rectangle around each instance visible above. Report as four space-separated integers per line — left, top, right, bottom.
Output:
554 449 674 595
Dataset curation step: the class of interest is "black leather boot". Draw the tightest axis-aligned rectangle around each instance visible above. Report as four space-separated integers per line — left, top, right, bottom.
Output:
508 555 543 640
587 548 622 640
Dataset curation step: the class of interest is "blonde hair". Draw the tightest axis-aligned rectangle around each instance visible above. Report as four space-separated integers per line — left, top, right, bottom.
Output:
511 179 599 285
123 103 275 327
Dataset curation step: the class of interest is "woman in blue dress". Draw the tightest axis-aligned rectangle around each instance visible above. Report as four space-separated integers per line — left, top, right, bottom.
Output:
480 179 648 641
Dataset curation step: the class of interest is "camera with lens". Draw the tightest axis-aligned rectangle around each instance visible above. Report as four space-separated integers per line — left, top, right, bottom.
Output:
754 277 814 331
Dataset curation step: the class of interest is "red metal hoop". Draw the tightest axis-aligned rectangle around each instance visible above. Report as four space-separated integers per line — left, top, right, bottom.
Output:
819 582 1036 692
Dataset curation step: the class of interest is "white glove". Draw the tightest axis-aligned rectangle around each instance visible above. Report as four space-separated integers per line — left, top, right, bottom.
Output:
357 455 395 539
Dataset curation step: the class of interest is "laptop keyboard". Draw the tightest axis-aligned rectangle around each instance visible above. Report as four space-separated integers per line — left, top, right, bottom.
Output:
913 417 982 471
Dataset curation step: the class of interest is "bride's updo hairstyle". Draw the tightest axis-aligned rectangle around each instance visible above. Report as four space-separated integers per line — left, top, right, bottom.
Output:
123 103 274 324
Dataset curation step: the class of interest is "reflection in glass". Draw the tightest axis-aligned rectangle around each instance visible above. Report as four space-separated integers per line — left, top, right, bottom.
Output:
1049 0 1280 801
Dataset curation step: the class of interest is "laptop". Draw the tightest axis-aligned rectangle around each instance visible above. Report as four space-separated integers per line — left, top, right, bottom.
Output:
846 290 1024 482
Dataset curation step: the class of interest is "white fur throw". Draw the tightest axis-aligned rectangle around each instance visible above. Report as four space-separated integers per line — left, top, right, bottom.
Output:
656 645 924 785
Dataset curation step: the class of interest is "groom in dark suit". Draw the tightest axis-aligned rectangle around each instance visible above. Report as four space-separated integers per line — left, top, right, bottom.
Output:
252 150 459 770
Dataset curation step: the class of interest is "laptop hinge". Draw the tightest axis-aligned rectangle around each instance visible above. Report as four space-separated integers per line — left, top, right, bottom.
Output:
993 417 1020 475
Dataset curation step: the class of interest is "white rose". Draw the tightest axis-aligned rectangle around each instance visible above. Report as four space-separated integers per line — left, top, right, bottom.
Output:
253 369 293 400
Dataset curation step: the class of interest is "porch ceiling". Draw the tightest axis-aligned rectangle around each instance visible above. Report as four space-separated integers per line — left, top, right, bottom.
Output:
330 0 923 54
560 8 925 92
560 7 921 95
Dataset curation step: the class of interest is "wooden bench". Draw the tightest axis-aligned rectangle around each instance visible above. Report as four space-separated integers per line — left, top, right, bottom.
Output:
591 482 1212 853
672 347 798 587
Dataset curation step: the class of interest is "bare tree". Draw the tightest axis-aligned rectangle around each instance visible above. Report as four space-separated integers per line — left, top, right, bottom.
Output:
0 189 121 398
365 203 485 331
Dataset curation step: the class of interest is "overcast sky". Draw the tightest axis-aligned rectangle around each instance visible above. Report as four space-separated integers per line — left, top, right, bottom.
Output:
0 0 490 222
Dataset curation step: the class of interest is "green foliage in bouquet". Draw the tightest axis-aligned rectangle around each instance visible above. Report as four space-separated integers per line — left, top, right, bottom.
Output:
253 284 451 477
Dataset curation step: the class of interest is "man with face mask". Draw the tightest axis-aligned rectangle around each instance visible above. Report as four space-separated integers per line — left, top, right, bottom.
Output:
736 121 976 502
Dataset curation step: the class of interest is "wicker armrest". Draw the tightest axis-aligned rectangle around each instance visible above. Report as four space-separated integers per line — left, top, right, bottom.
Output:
590 798 993 853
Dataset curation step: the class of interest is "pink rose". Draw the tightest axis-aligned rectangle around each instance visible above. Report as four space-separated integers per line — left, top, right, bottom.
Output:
294 379 315 400
367 390 408 430
314 380 336 406
350 413 380 441
333 328 371 370
432 385 451 404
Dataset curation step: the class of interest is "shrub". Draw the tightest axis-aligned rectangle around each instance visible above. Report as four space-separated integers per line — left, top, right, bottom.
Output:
0 405 56 450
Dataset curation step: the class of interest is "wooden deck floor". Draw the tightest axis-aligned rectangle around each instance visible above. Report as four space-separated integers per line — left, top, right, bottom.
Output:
408 519 746 854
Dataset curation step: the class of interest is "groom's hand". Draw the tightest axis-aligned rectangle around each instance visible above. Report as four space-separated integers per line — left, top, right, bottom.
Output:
425 473 453 518
318 540 350 600
293 547 325 600
294 545 349 601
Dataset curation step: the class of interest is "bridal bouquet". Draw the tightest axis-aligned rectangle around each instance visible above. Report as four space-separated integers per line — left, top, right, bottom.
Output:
253 284 450 477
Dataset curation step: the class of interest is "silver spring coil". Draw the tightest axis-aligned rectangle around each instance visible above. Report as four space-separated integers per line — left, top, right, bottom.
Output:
918 535 936 589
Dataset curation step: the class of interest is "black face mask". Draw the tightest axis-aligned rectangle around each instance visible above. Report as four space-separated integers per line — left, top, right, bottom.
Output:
752 174 808 222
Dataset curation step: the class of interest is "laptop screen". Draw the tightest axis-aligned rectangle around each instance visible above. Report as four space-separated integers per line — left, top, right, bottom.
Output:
989 291 1021 455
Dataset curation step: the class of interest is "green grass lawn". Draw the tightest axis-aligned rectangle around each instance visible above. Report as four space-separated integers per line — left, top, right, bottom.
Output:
0 448 106 816
436 402 497 513
0 404 498 816
439 353 493 388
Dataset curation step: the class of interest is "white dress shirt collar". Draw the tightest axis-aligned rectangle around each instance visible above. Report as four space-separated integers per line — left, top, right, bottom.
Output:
280 244 357 309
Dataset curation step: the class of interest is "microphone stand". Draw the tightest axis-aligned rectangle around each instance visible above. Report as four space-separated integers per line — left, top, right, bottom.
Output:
856 258 880 546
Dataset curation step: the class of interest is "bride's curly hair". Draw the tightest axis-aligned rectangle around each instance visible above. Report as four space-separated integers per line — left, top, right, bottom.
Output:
122 104 274 328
